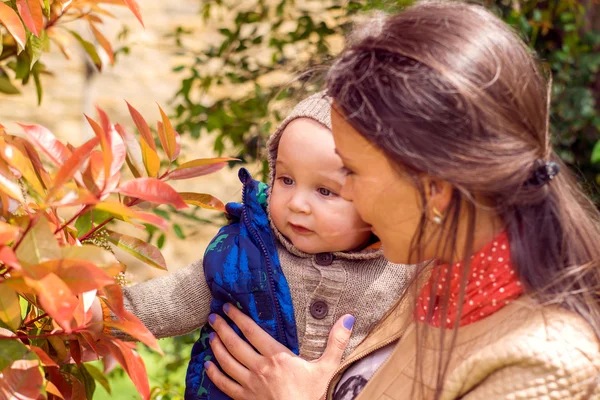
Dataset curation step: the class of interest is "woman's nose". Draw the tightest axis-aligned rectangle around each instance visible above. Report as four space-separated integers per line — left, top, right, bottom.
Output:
340 179 353 202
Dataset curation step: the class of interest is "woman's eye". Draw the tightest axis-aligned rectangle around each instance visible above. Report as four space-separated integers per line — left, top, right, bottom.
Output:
318 188 333 196
342 167 355 176
281 177 294 185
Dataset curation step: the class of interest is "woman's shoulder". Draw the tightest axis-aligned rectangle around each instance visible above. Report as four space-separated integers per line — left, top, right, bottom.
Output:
448 300 600 399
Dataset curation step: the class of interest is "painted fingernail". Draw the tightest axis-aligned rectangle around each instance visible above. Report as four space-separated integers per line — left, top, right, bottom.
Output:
343 315 355 330
209 332 216 343
223 303 230 313
204 361 210 370
208 314 216 325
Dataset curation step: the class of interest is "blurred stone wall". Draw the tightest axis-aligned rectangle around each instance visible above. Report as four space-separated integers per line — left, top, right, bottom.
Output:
0 0 262 282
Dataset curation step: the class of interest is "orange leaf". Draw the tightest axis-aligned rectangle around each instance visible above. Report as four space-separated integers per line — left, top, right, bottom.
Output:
18 123 70 166
179 192 226 212
94 201 168 229
106 231 166 270
125 101 154 151
84 115 112 185
0 139 45 196
0 359 44 400
95 105 111 137
47 137 100 200
24 272 78 331
35 259 115 294
90 23 114 64
0 2 26 50
0 166 24 203
9 137 51 191
104 339 150 399
157 105 178 161
0 222 21 245
117 178 187 209
123 0 144 27
140 138 160 177
102 319 162 355
0 284 21 331
16 0 43 37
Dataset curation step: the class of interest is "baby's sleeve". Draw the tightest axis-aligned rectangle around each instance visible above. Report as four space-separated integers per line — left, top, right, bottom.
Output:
108 258 212 340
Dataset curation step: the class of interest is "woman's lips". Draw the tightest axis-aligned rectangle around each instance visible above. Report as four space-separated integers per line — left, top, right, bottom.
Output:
289 223 312 235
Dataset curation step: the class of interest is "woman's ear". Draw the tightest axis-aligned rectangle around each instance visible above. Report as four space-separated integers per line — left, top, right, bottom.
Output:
422 176 453 220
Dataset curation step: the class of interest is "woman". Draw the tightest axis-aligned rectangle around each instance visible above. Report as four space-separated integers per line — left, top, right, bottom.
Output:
203 2 600 399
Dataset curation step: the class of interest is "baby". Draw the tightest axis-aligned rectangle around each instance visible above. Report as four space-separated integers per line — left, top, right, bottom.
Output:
99 93 413 400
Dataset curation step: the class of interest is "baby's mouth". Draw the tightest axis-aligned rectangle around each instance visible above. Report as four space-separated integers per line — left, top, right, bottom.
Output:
289 223 313 235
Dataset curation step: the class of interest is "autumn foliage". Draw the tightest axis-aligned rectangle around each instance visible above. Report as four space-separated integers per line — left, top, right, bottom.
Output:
0 103 231 399
0 0 143 103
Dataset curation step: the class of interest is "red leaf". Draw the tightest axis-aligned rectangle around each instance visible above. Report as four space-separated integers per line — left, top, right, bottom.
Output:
115 123 145 178
47 137 100 199
28 346 58 367
167 162 226 180
16 0 43 37
0 246 21 270
69 339 82 366
83 150 120 197
0 2 26 50
117 177 188 209
18 123 70 166
125 101 155 151
108 126 126 176
104 339 150 400
123 0 144 27
0 359 44 400
106 231 166 270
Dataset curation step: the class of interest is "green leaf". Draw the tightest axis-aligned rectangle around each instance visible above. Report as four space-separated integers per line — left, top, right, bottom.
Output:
68 30 102 70
0 339 28 372
84 363 111 395
0 73 20 95
26 34 42 69
42 0 50 17
0 30 3 57
75 212 93 238
157 233 165 249
32 68 42 105
591 141 600 164
106 231 167 270
173 223 185 239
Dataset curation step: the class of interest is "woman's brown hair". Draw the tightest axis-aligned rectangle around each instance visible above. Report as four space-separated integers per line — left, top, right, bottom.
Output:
326 1 600 397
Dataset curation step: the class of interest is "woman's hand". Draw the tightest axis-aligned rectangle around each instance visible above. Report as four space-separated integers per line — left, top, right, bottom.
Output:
205 303 355 400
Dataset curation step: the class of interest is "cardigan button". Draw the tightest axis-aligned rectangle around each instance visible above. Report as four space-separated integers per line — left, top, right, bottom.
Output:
310 301 329 320
315 252 334 266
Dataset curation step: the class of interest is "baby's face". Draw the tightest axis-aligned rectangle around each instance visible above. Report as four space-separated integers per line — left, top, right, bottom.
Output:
270 118 372 254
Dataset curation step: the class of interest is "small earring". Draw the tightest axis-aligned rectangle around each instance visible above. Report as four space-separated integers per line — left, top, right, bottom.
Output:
432 207 444 225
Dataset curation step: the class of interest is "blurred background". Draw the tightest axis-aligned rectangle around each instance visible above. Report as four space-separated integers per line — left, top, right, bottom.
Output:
0 0 598 398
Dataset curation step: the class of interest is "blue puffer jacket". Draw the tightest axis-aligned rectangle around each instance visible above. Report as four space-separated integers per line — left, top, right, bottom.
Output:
185 168 299 400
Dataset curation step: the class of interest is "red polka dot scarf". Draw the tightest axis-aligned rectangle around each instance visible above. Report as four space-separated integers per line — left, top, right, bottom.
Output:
415 232 524 328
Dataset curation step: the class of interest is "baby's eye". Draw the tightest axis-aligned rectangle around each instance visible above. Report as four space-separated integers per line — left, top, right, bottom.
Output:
318 188 334 197
281 177 294 186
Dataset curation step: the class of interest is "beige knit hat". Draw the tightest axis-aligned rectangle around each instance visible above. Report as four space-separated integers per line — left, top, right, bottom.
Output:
266 91 331 188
